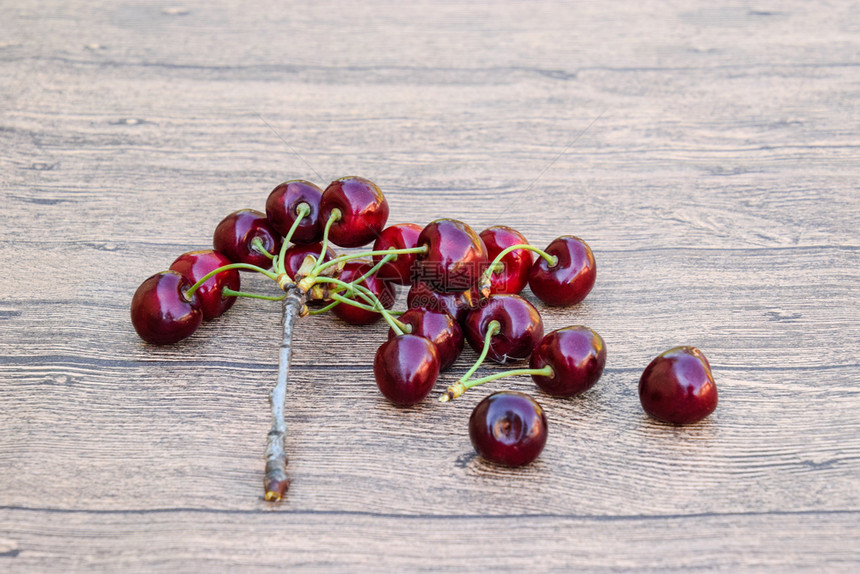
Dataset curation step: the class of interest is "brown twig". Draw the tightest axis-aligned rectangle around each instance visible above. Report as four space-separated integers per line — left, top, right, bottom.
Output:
263 283 306 501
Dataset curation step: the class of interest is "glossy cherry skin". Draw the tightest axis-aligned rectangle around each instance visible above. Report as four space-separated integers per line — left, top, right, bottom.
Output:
213 209 282 269
374 335 440 406
331 260 396 325
469 391 548 467
131 271 203 345
480 226 533 295
530 326 606 397
464 295 544 364
416 219 489 293
528 236 596 306
265 180 323 244
406 281 476 324
639 347 718 425
319 176 389 248
169 250 240 320
282 242 338 280
372 223 423 285
388 308 463 371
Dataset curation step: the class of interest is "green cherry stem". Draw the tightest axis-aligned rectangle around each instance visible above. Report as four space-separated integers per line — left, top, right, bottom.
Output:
276 202 311 276
439 365 554 402
312 245 428 276
438 320 501 403
222 287 286 301
487 243 557 274
312 276 408 333
185 263 279 300
309 208 341 276
251 238 276 260
353 253 396 285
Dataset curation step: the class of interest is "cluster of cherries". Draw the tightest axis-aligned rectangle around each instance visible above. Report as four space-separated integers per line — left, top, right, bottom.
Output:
131 176 718 470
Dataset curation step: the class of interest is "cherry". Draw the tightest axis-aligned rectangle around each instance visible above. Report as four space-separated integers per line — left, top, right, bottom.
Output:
406 281 476 324
169 250 240 320
265 180 323 244
282 242 337 280
528 236 596 306
213 209 282 269
639 346 718 425
530 326 606 397
319 176 389 248
479 226 533 295
373 334 440 406
416 219 488 293
331 260 396 325
131 271 203 345
469 391 548 467
388 308 463 371
464 294 544 364
372 223 423 284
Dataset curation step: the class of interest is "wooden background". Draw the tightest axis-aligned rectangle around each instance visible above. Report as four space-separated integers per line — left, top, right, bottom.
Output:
1 0 858 571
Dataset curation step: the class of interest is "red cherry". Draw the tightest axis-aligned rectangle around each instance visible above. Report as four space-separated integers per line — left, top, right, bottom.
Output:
373 335 440 406
319 176 389 248
265 180 323 244
213 209 282 269
469 391 548 467
331 260 396 325
528 236 596 306
479 226 533 295
406 281 476 324
415 219 488 293
131 271 203 345
530 326 606 397
464 294 544 364
388 308 463 371
169 250 240 320
639 347 718 425
372 223 423 285
282 242 337 280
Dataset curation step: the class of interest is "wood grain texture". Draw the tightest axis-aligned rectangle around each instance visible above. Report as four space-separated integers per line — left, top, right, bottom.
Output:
1 0 858 571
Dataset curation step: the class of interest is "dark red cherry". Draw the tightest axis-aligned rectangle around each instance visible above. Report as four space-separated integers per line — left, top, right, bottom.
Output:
213 209 282 269
331 260 396 325
528 236 596 306
373 335 440 406
282 242 338 280
480 226 533 295
530 326 606 397
406 281 476 324
388 308 463 371
469 391 548 467
169 250 240 320
416 219 489 293
372 223 423 285
319 176 389 248
265 180 323 244
639 347 718 425
464 295 544 364
131 271 203 345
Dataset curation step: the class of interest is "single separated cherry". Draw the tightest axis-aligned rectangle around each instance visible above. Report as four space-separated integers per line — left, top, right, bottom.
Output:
374 334 440 406
169 250 240 320
406 281 476 324
131 270 203 345
479 226 533 295
389 308 463 371
464 294 544 364
530 326 606 397
416 219 488 293
372 223 423 284
469 391 548 467
331 260 396 325
319 176 389 248
282 242 337 280
528 235 596 306
213 209 282 269
265 180 323 244
639 346 718 425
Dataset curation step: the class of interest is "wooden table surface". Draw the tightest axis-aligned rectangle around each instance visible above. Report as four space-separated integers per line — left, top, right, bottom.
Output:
2 1 858 571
